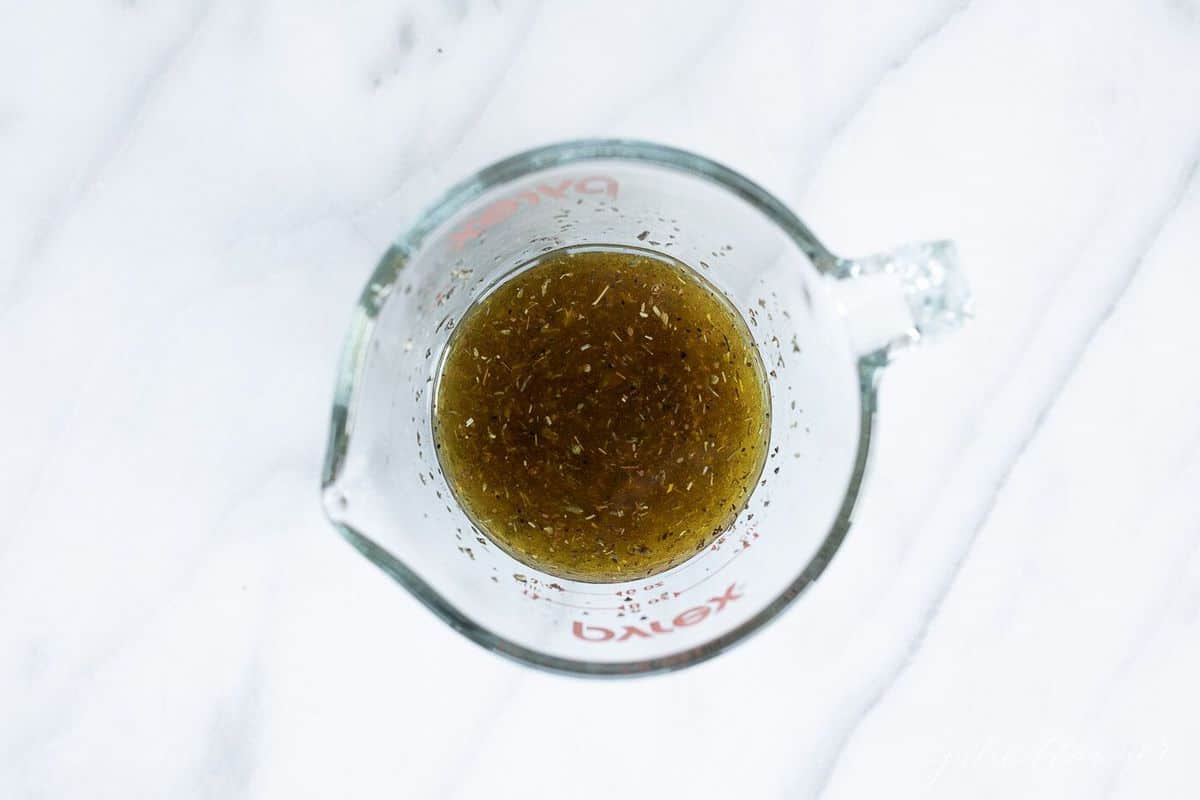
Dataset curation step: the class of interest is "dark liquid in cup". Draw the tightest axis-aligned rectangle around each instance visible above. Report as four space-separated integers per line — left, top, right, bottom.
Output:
433 246 770 582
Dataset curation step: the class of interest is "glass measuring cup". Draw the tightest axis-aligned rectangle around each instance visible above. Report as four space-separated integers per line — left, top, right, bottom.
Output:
321 140 971 676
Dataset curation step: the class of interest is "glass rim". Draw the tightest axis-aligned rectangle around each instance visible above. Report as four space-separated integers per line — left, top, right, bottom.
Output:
321 139 878 677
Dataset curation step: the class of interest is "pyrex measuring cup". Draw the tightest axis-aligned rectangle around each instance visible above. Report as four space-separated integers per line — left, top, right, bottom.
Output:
321 140 971 676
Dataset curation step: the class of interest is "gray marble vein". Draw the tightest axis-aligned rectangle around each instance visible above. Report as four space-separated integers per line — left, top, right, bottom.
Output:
12 0 216 299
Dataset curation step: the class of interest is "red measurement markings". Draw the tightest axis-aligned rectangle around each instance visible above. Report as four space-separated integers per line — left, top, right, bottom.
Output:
450 176 619 251
572 583 743 643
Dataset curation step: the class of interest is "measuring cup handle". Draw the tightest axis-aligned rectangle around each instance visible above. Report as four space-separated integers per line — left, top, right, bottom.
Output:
824 240 973 361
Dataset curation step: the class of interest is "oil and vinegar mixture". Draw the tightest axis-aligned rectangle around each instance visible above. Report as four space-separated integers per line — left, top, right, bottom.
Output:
433 246 769 582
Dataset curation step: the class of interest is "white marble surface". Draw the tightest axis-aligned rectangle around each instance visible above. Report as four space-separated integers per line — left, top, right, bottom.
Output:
5 1 1200 797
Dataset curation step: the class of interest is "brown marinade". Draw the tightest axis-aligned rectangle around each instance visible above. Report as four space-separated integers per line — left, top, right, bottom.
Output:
432 245 770 582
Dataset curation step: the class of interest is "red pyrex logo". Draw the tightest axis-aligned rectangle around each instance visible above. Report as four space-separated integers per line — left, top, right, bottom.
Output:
450 175 619 251
572 583 742 643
